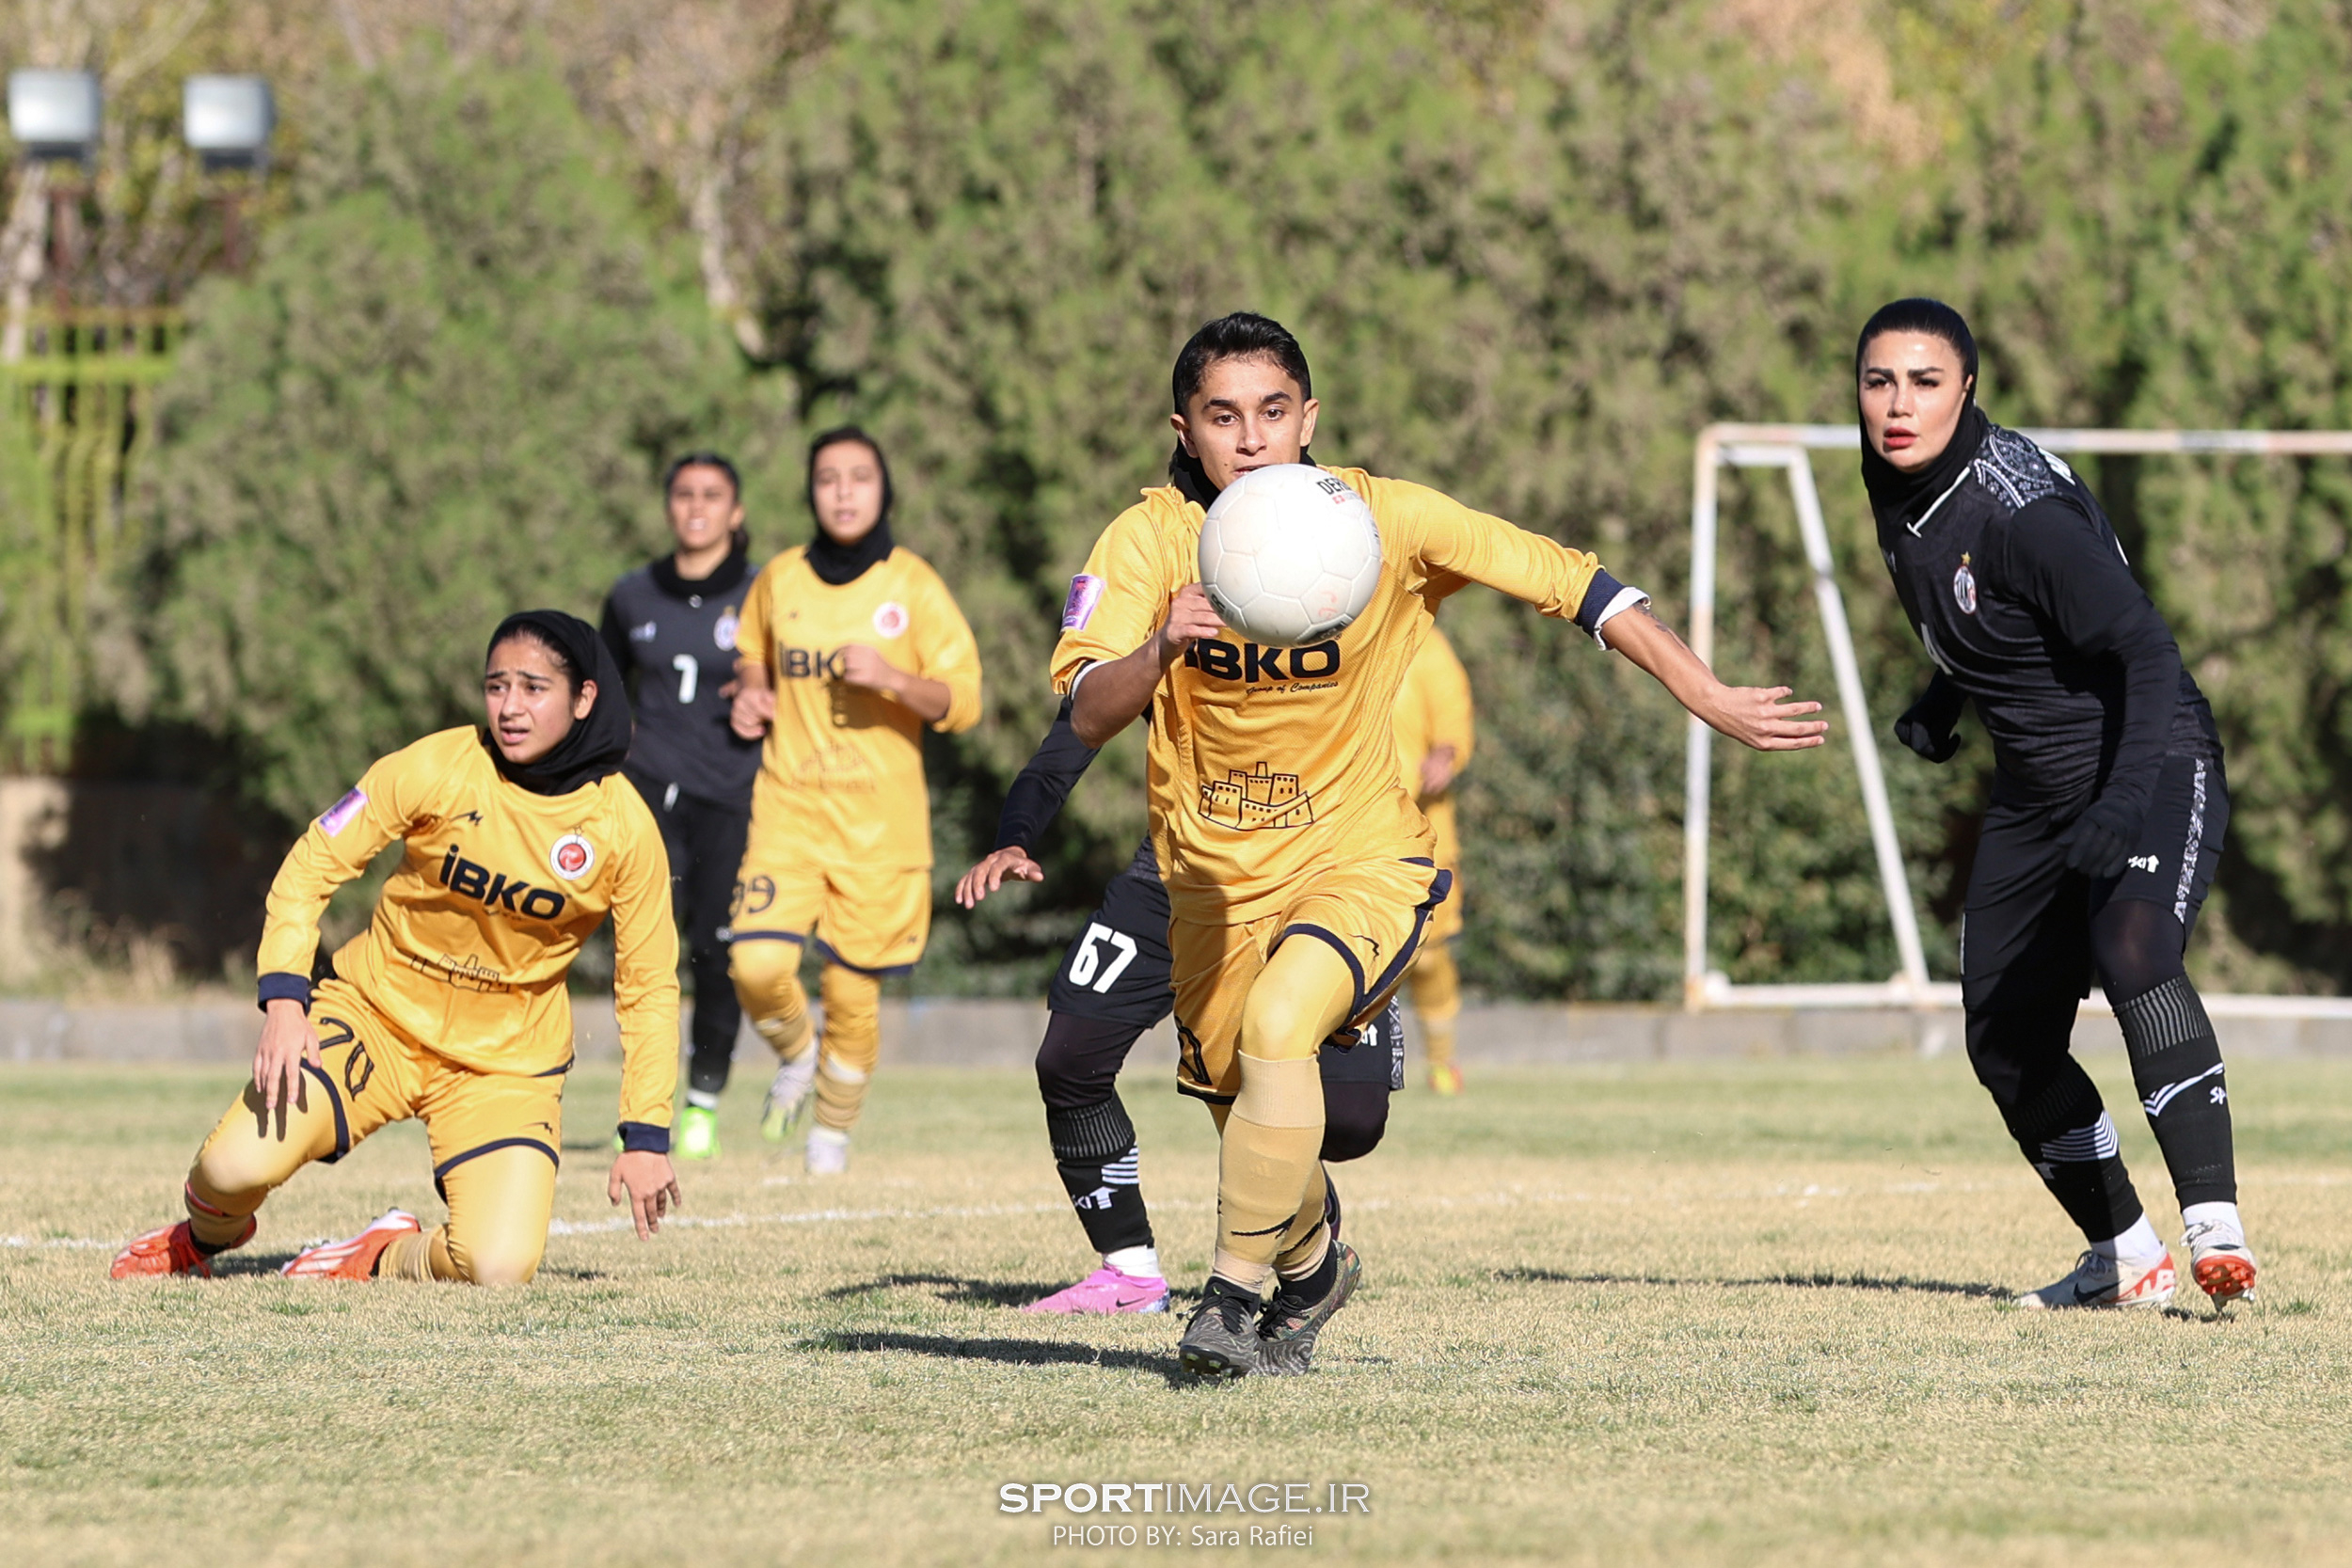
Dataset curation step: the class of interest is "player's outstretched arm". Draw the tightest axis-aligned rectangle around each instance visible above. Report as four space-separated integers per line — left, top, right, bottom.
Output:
1070 583 1223 747
1601 606 1829 752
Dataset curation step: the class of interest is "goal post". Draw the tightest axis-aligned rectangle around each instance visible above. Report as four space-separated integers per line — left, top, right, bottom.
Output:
1681 420 2352 1020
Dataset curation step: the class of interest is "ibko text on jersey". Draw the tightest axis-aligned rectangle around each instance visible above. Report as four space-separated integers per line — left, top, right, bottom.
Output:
1183 637 1343 685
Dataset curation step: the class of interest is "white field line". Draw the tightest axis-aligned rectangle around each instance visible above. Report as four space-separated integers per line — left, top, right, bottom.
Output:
23 1173 2352 1254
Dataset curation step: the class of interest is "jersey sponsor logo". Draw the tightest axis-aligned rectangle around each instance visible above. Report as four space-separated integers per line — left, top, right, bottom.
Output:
437 843 568 922
774 646 847 680
318 787 368 836
1200 762 1316 830
629 620 658 643
872 600 909 639
1181 638 1341 683
1061 573 1105 631
1952 553 1978 615
714 610 739 650
549 832 596 881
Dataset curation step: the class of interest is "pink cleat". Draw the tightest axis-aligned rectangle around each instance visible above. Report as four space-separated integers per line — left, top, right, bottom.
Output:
1023 1266 1169 1315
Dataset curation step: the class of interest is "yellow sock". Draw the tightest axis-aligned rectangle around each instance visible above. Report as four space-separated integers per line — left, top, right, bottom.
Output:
732 940 815 1062
813 965 882 1133
1409 942 1461 1069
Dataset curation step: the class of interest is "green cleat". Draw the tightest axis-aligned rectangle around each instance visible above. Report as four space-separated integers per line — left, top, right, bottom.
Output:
1178 1280 1263 1380
675 1103 722 1161
1256 1243 1362 1376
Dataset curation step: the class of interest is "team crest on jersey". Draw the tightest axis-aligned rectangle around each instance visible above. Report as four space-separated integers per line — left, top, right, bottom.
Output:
1952 554 1979 615
549 832 596 881
714 610 739 650
872 600 909 639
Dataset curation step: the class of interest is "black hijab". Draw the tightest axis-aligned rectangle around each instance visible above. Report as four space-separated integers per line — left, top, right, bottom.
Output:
805 426 897 586
482 610 634 796
1855 297 1986 531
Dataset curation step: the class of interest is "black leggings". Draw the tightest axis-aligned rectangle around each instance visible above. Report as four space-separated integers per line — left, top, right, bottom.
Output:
628 772 751 1097
1035 1013 1392 1162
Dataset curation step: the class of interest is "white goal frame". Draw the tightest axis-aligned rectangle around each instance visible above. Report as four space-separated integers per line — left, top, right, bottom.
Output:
1682 421 2352 1019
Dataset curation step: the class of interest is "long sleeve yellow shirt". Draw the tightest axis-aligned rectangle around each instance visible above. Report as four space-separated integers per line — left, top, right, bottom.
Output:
1053 467 1624 926
256 727 679 1135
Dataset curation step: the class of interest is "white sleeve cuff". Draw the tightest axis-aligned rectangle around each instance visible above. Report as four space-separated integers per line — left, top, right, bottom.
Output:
1591 586 1651 650
1065 659 1099 701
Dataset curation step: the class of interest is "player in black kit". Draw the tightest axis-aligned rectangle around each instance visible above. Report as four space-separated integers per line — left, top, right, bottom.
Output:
1859 298 2254 1310
600 452 764 1160
955 700 1401 1323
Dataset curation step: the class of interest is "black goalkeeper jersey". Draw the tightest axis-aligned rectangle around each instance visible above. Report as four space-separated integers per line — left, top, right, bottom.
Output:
1875 420 2218 810
599 546 764 807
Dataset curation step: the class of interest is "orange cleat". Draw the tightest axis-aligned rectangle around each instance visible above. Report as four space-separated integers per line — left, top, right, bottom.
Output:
111 1216 255 1279
280 1210 422 1280
1427 1063 1464 1097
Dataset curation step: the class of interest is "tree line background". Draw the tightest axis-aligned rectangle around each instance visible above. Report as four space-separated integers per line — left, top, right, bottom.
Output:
5 0 2351 1000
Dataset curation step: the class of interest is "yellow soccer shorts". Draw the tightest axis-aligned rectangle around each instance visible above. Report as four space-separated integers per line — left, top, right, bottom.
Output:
295 978 569 1180
1171 856 1451 1102
186 976 569 1283
729 849 931 975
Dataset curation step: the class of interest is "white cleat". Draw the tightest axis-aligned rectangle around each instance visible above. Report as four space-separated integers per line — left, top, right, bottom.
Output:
804 1126 850 1175
2185 1222 2258 1307
2016 1248 2177 1310
760 1052 818 1143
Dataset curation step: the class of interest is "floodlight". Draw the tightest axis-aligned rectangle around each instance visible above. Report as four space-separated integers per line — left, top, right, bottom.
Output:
183 75 274 169
8 70 101 163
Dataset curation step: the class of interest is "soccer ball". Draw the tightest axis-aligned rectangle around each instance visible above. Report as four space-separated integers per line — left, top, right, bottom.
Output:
1197 465 1383 647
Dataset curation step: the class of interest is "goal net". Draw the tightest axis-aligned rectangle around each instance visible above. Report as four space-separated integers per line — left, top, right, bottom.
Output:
1682 421 2352 1021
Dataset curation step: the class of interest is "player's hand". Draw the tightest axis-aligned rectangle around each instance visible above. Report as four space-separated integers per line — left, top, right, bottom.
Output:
956 847 1044 909
252 997 322 1132
1892 674 1965 763
609 1149 682 1240
1703 685 1829 752
2058 796 2143 879
834 643 903 694
729 680 776 739
1152 583 1225 665
1420 744 1459 800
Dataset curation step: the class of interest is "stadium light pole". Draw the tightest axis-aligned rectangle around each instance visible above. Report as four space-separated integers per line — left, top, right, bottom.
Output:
182 75 274 272
7 71 102 309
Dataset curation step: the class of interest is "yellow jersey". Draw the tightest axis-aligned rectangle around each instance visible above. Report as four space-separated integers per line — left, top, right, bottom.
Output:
734 545 983 868
1053 467 1620 926
256 727 679 1132
1393 624 1475 870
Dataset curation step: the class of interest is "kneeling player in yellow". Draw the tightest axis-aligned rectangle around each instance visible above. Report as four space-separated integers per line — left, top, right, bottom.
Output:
111 611 683 1284
1057 313 1828 1377
727 426 981 1173
1393 620 1474 1094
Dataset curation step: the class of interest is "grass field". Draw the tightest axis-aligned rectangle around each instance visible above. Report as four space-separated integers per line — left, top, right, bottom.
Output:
6 1051 2352 1566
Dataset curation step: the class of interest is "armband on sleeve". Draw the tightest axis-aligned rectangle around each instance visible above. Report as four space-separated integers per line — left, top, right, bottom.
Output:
1575 570 1652 648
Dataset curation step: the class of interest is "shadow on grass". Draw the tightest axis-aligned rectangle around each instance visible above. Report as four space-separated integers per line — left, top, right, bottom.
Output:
822 1272 1066 1308
806 1329 1195 1387
1498 1267 2010 1300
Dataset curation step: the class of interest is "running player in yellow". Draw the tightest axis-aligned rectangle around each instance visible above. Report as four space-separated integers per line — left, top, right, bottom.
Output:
1393 621 1474 1095
1056 313 1826 1377
728 426 982 1173
111 611 683 1285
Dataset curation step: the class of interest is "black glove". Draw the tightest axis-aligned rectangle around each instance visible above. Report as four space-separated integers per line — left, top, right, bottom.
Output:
1892 673 1965 764
2058 794 2145 879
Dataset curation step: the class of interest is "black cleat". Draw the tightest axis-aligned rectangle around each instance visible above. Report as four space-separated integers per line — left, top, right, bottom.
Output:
1178 1280 1263 1380
1257 1243 1362 1376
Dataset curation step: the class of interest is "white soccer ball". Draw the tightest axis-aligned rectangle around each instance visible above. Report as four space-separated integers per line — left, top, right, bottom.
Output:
1197 465 1382 648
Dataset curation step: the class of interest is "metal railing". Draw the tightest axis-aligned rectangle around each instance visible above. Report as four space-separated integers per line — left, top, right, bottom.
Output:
0 307 180 770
